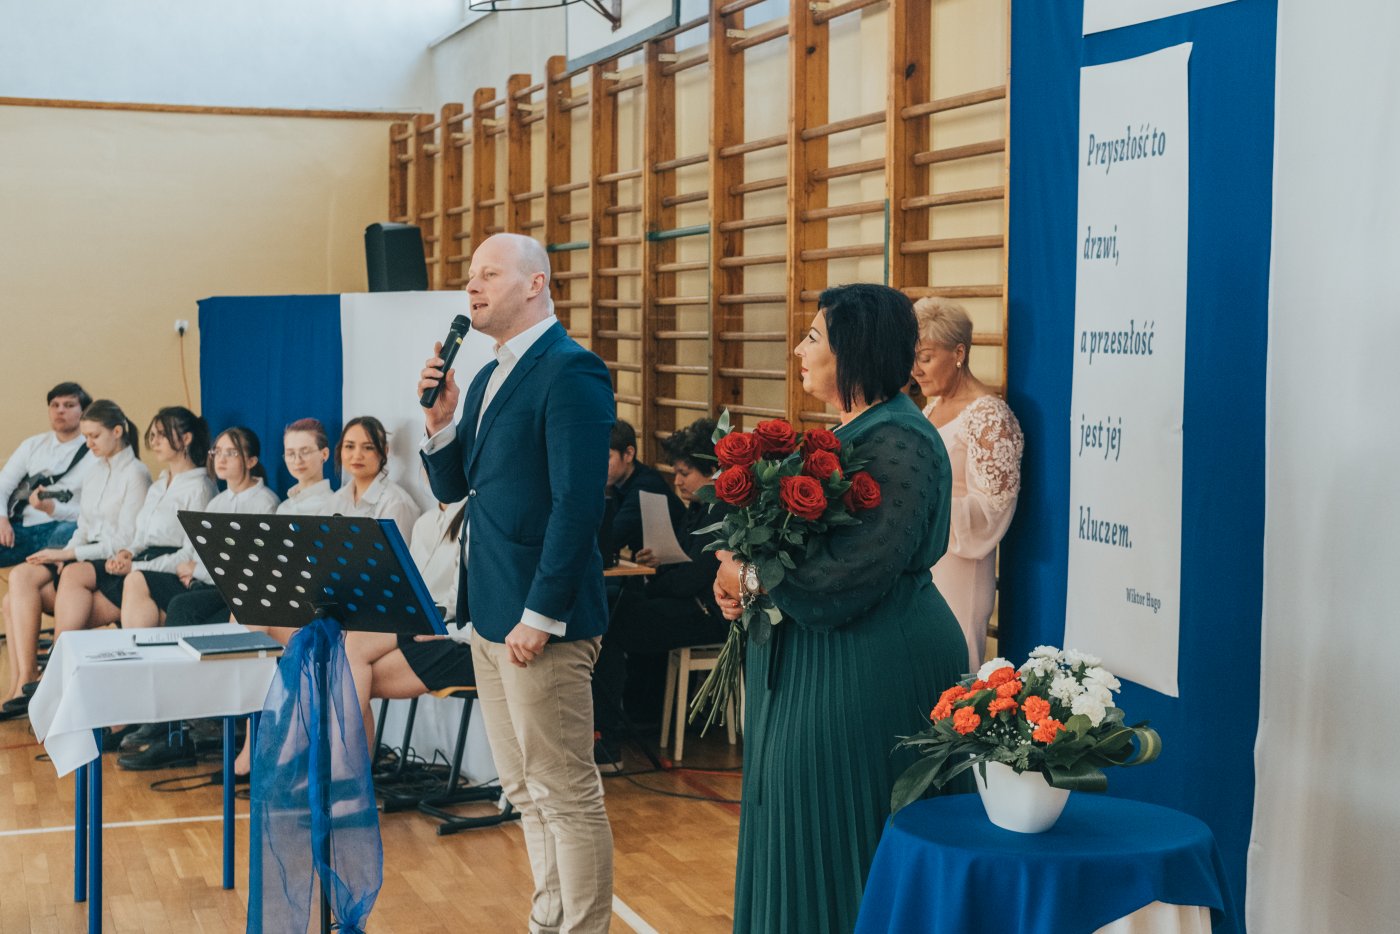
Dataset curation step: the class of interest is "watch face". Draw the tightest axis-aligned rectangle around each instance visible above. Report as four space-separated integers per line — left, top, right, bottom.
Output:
743 565 760 591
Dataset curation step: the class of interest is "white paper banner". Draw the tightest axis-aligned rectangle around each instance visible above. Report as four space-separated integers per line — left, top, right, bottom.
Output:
1084 0 1237 35
1064 43 1190 696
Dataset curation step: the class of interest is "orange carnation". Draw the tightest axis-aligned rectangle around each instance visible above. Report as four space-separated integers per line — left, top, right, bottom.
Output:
937 684 968 706
968 680 990 692
987 697 1019 718
931 700 954 721
995 679 1023 699
987 667 1018 688
1032 717 1065 744
952 707 982 735
1022 695 1051 725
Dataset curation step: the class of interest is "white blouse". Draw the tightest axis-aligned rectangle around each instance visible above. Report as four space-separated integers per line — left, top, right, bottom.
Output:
188 478 283 584
66 446 151 562
128 468 218 573
925 394 1025 672
409 502 465 621
327 474 419 546
276 479 335 516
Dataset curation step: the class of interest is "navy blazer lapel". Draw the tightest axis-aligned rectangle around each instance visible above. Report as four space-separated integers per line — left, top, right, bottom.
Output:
458 359 497 462
469 322 566 472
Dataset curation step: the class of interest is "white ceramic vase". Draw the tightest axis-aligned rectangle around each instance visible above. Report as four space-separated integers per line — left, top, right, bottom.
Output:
973 761 1071 833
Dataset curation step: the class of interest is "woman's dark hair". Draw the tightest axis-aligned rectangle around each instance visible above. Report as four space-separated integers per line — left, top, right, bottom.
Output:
817 283 920 410
146 406 210 466
337 416 390 477
661 417 717 473
48 381 92 411
446 502 468 544
80 399 140 457
209 426 266 481
284 417 331 451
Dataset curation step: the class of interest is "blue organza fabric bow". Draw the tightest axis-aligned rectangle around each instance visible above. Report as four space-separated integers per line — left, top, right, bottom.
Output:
248 617 382 933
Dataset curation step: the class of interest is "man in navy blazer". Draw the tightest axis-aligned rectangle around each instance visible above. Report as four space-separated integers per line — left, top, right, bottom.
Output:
418 234 616 933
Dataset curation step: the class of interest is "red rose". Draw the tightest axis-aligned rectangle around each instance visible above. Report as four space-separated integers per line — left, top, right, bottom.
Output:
714 431 760 469
752 419 798 457
778 474 827 521
802 449 843 481
841 471 882 512
713 465 757 506
801 428 841 456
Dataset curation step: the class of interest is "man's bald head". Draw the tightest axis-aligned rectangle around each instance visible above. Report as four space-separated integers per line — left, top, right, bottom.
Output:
467 233 556 342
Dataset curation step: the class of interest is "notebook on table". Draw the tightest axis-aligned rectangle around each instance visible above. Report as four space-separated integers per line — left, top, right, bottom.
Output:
178 631 284 661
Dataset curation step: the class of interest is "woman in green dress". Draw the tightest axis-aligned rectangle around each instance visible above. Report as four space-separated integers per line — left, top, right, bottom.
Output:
715 283 972 933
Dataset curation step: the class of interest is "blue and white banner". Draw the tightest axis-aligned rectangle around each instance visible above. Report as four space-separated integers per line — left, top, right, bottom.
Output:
199 291 494 508
1066 44 1191 697
1084 0 1237 35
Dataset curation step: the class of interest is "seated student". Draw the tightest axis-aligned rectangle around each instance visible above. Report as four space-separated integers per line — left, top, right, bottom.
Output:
0 382 95 568
50 407 214 640
327 415 418 544
123 426 281 631
343 498 470 758
1 400 150 717
592 417 728 769
117 427 281 769
606 419 684 557
276 418 335 516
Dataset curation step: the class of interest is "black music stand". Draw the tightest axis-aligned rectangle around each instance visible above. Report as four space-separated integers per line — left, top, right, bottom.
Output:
179 511 447 934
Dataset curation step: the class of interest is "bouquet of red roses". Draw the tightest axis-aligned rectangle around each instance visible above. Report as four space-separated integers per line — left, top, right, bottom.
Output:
687 411 883 731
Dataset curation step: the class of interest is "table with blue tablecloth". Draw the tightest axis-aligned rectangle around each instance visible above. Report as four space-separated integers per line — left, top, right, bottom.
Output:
855 793 1237 934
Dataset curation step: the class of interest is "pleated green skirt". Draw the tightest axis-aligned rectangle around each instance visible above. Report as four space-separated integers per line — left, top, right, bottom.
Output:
732 583 971 934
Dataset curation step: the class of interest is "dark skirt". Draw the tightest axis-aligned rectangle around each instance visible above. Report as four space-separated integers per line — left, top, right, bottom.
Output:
142 571 195 612
89 546 179 609
396 634 474 693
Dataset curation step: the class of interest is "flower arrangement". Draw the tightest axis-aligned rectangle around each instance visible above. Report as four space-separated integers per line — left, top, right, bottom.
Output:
688 411 882 731
889 646 1163 814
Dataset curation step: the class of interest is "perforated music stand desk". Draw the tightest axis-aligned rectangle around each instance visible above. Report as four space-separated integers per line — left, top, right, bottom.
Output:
178 511 447 934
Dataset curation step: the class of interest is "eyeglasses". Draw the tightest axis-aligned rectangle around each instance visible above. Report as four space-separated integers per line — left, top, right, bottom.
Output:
211 449 243 460
284 448 321 461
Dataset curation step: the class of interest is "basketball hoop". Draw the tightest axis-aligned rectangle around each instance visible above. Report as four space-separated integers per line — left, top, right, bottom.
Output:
469 0 622 30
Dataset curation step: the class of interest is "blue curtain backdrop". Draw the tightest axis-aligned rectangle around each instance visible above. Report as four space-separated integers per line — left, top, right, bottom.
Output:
1000 0 1276 919
198 295 343 496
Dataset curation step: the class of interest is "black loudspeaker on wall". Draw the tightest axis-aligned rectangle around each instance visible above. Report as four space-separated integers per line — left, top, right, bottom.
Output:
364 222 429 292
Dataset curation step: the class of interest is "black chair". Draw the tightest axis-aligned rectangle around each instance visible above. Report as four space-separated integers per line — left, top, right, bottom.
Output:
376 688 520 835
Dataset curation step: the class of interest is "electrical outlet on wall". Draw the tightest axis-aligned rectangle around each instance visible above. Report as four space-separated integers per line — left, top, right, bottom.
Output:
174 319 189 336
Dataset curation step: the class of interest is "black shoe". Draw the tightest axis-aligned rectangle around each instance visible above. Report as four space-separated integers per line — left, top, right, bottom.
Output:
211 768 251 786
117 738 198 771
1 695 29 714
21 681 40 697
0 707 28 722
593 734 624 775
120 721 168 753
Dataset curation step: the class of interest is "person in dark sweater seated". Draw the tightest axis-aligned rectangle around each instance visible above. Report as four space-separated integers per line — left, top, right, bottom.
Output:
593 417 728 770
605 419 684 558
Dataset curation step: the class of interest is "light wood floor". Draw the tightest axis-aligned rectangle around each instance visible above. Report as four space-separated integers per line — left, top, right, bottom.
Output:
0 639 742 933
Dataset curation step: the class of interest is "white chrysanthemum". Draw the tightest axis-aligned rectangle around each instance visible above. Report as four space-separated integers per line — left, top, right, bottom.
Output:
1049 674 1081 704
1083 683 1113 707
1071 691 1108 727
1030 645 1062 661
978 658 1014 681
1083 666 1121 693
1062 649 1102 669
1020 656 1057 678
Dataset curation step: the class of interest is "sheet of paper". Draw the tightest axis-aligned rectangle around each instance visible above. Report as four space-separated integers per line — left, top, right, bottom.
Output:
82 648 142 663
639 491 691 566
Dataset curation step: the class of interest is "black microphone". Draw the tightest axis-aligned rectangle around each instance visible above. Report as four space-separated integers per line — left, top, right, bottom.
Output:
420 314 472 408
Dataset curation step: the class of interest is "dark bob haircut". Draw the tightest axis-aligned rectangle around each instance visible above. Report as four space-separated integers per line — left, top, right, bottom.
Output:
818 283 919 410
660 417 717 472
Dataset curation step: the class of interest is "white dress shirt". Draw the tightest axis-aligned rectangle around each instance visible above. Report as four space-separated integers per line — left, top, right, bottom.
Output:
0 431 95 526
66 446 152 562
327 474 419 545
422 314 567 637
409 502 465 625
127 468 219 573
276 479 335 516
185 478 283 584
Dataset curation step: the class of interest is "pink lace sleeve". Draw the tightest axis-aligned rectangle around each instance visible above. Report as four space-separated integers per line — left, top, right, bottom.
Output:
962 395 1024 511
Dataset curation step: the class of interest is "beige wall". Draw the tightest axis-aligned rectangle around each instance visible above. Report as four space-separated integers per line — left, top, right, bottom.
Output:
0 105 394 468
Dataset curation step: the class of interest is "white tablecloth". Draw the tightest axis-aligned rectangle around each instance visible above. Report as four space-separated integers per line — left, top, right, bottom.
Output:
29 624 280 776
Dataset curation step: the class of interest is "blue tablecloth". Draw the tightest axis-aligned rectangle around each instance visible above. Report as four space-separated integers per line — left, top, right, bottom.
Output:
855 794 1237 934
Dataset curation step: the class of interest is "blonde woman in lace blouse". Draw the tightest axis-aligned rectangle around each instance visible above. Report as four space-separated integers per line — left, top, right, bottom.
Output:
911 297 1025 673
